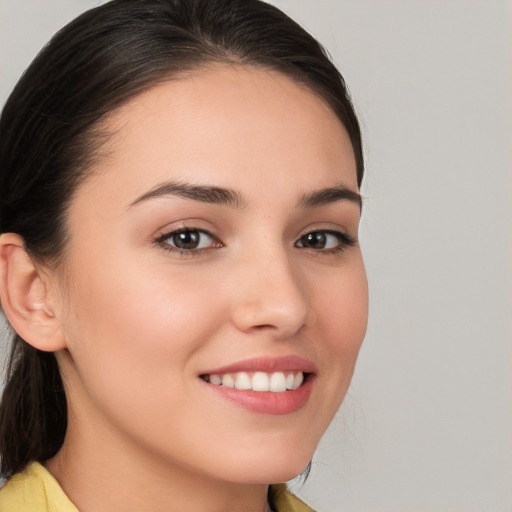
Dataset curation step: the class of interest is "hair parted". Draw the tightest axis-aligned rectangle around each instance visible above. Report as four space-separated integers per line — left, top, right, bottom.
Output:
0 0 363 479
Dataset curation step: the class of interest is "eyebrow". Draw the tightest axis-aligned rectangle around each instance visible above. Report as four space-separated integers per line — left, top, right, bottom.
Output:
299 185 362 211
129 182 246 209
129 180 361 210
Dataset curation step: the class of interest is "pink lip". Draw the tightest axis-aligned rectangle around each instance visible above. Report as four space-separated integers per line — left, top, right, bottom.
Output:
199 355 317 416
199 355 317 376
202 376 315 415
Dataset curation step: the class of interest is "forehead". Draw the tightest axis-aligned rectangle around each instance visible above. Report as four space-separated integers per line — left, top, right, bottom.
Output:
76 65 357 206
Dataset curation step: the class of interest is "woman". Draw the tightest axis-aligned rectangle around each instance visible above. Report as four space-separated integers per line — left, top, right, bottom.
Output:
0 0 368 510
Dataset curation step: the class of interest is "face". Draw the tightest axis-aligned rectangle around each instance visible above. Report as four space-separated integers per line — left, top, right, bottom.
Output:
52 65 368 485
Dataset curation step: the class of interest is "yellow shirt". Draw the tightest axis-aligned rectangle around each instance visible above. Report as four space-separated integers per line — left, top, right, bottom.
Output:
0 462 315 512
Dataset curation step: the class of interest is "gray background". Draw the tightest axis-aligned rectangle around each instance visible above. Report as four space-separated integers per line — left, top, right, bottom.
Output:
1 1 511 511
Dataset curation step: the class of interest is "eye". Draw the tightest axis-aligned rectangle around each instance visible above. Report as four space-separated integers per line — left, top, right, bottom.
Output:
156 228 220 253
295 230 355 253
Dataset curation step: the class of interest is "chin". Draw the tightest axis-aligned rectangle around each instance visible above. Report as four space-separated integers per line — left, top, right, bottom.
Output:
261 463 310 485
218 447 314 485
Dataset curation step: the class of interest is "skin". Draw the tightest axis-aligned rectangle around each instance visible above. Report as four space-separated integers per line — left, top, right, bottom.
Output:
10 65 368 511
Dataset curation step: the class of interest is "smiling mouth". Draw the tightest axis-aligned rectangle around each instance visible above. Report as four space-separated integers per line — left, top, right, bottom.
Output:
200 371 307 392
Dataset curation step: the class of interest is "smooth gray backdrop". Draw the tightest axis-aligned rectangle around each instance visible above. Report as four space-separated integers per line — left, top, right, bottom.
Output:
1 1 511 511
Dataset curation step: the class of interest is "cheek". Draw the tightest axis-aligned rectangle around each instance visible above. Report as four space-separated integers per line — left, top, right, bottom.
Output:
58 256 231 460
317 256 368 336
60 251 224 397
312 258 368 383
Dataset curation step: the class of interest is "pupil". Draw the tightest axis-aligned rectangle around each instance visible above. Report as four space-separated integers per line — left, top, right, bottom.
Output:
173 231 199 249
304 232 326 248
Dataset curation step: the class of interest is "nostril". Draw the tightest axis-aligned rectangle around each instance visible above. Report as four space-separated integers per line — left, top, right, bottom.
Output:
253 324 275 330
229 264 311 337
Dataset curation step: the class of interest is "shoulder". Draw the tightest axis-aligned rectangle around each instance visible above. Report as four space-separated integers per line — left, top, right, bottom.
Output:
0 462 78 512
0 466 315 512
270 484 316 512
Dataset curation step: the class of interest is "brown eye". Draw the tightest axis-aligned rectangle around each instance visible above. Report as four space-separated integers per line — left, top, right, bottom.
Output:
158 229 217 252
295 230 355 252
171 230 201 250
298 232 328 249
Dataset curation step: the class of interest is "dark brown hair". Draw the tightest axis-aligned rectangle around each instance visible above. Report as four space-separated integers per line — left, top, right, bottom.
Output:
0 0 363 479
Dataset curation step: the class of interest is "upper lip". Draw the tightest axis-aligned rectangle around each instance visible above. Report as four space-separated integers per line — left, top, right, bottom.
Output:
200 355 317 375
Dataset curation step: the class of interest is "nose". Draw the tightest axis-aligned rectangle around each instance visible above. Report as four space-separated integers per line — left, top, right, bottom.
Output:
229 248 313 339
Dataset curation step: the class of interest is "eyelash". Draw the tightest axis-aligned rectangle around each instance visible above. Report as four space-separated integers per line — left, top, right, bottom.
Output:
155 228 221 257
155 227 356 257
294 230 357 255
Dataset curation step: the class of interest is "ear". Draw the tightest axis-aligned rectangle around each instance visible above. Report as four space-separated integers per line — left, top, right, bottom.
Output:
0 233 67 351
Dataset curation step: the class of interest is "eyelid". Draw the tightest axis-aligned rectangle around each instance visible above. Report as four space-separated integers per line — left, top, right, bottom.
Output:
294 228 357 253
155 226 223 256
152 223 356 258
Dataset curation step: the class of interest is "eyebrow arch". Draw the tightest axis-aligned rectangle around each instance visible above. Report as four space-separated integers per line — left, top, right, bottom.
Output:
129 181 247 209
299 185 362 211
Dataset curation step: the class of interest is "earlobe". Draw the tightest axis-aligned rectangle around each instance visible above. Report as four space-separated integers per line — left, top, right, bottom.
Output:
0 233 66 352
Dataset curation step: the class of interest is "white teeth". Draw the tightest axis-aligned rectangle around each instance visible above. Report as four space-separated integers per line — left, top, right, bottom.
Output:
235 372 252 390
252 372 270 391
206 371 305 392
269 372 287 392
222 374 235 388
210 374 222 385
293 371 304 389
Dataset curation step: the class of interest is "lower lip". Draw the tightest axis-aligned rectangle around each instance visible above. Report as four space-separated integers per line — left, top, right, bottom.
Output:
202 376 314 415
